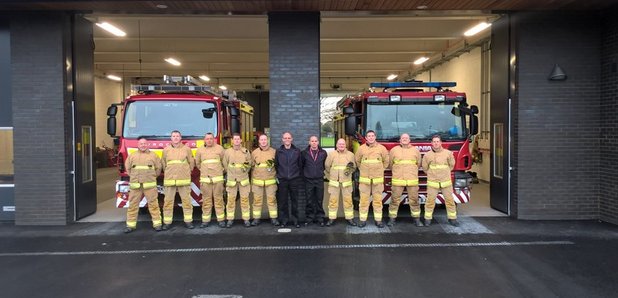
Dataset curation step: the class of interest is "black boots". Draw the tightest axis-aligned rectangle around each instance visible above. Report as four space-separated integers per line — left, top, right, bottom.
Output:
387 218 396 226
413 218 424 227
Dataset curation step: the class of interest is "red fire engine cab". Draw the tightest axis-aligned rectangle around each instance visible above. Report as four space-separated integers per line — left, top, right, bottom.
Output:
106 75 254 208
334 81 479 205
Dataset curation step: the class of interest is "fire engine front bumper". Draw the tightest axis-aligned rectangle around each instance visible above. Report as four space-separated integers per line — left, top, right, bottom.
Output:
381 187 471 205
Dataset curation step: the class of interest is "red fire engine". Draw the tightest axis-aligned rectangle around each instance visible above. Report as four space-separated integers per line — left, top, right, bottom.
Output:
106 75 254 208
334 81 479 205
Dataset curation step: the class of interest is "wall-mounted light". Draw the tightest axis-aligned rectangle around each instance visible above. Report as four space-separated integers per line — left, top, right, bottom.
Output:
414 57 429 65
464 22 491 37
164 57 181 66
386 74 398 81
106 74 122 81
548 64 567 81
199 75 210 82
95 22 126 37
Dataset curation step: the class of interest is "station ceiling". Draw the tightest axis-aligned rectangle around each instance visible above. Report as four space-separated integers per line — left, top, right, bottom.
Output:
3 0 614 93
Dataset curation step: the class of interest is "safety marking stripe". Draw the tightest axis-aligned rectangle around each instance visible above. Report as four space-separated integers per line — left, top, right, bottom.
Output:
0 241 573 257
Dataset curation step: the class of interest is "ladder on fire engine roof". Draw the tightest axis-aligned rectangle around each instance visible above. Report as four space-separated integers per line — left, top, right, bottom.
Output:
370 81 456 92
132 75 218 95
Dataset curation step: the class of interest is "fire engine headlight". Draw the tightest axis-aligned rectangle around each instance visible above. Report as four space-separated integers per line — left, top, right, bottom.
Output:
389 94 401 102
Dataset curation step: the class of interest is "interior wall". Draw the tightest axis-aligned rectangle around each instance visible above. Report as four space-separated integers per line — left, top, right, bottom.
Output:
415 47 490 181
94 76 122 148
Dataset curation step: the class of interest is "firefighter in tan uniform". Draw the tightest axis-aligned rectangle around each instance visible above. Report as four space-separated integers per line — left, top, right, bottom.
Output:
194 132 226 228
250 134 279 226
422 135 459 227
223 133 252 228
162 130 196 230
324 138 357 227
355 130 389 228
388 133 423 227
124 136 163 233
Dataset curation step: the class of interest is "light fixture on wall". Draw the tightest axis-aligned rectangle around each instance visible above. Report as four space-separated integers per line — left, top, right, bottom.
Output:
548 64 567 81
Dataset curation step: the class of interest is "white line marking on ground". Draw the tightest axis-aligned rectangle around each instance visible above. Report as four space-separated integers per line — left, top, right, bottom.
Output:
0 241 573 257
192 295 242 298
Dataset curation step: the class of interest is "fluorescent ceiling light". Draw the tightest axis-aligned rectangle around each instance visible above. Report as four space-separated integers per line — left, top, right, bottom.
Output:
386 74 398 81
414 57 429 65
199 75 211 82
95 22 126 37
464 22 491 37
219 85 227 90
106 74 122 81
164 57 181 66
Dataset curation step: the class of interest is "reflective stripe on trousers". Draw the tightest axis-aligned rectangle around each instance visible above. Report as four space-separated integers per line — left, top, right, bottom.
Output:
391 178 418 187
427 180 452 188
227 179 250 187
328 180 353 187
129 181 157 189
359 176 384 184
252 178 277 186
163 179 191 186
200 176 224 183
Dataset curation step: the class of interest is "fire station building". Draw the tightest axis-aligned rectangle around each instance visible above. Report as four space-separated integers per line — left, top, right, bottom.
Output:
0 1 617 225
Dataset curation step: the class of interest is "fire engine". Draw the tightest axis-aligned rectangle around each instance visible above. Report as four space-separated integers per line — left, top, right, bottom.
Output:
334 81 478 205
106 75 254 208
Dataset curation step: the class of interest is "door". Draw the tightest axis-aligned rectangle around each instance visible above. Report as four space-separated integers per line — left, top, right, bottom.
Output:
489 16 513 214
72 15 96 220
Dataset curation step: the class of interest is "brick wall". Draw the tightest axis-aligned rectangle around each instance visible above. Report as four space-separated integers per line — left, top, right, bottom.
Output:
11 13 72 225
515 11 601 220
600 7 618 225
268 12 320 146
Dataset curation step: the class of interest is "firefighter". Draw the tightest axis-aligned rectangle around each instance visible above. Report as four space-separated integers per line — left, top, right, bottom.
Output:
251 134 279 226
422 135 459 227
324 138 357 227
275 131 303 228
124 136 163 233
388 133 422 227
223 133 252 228
301 135 328 226
355 130 389 228
194 132 226 228
162 130 196 230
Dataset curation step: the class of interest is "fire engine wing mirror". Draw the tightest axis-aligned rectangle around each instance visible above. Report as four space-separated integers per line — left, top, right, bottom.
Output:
229 106 240 134
229 106 240 117
107 116 116 137
451 107 461 117
345 115 357 136
107 105 117 116
470 115 479 136
202 108 216 119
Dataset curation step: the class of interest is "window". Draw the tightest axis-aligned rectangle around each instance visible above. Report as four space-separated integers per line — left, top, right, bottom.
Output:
82 126 93 183
0 128 13 185
493 123 504 179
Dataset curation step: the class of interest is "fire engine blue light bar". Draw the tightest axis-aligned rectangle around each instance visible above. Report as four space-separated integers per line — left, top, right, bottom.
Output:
370 82 457 88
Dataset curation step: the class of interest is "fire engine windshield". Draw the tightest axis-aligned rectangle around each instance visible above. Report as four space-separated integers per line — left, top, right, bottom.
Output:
366 103 465 141
122 101 217 139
